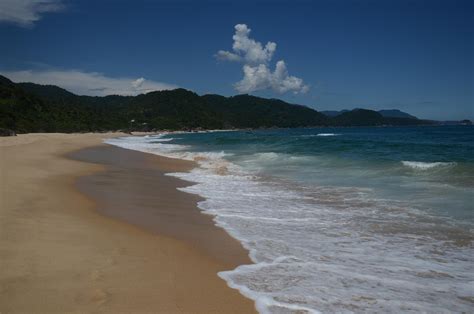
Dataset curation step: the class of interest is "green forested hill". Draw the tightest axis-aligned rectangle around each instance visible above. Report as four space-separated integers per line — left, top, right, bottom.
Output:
202 94 327 128
0 75 433 133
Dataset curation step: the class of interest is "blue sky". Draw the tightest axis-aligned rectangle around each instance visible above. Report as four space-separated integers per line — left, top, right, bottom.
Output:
0 0 472 120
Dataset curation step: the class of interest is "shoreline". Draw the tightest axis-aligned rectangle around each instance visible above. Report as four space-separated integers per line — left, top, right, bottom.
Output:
0 133 256 313
69 143 253 268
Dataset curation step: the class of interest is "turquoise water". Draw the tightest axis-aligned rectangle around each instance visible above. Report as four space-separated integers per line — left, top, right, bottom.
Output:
107 125 474 313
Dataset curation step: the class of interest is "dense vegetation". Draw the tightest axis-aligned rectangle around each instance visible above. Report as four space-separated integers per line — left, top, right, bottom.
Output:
0 75 433 133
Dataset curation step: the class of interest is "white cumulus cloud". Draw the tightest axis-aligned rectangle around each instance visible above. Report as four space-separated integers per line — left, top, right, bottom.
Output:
216 50 242 62
1 69 178 96
216 23 308 94
0 0 65 27
217 24 276 64
235 61 309 94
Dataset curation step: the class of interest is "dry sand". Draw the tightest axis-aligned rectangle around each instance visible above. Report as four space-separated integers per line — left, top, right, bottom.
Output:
0 133 256 313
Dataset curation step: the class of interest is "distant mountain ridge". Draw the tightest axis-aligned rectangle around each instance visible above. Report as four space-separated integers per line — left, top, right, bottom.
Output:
0 75 436 133
320 110 350 117
378 109 417 119
322 109 418 119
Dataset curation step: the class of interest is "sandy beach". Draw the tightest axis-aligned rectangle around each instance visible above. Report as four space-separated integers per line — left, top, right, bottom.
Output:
0 133 256 313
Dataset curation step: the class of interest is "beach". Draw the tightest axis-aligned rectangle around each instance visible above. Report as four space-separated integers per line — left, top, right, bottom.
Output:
0 133 256 313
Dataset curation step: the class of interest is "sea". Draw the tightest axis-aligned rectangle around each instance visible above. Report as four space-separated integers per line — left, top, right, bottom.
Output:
105 125 474 313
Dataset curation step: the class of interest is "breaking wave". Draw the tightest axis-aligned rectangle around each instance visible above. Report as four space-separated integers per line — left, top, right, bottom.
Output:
402 161 456 170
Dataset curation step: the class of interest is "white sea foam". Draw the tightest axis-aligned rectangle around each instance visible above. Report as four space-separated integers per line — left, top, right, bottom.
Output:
149 137 175 142
105 135 474 313
402 161 456 170
105 135 231 165
300 133 340 137
243 152 315 168
316 133 340 136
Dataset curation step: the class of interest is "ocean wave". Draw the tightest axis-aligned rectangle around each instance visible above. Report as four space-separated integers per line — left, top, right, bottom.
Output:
316 133 340 137
402 161 456 170
219 260 321 314
105 136 188 156
251 152 281 161
300 133 340 137
105 135 236 177
249 152 314 163
149 137 175 142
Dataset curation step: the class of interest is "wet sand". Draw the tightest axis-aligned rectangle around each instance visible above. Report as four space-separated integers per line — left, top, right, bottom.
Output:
0 133 256 313
70 144 252 268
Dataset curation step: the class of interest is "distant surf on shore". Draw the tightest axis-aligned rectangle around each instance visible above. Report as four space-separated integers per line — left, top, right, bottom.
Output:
106 125 474 313
401 160 457 170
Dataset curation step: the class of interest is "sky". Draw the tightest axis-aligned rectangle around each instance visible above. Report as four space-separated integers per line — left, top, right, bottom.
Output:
0 0 472 120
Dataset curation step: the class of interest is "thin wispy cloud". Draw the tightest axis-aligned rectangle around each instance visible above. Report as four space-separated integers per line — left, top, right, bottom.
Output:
0 0 65 27
216 24 309 94
1 69 178 96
